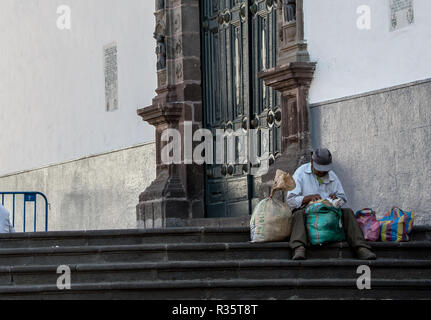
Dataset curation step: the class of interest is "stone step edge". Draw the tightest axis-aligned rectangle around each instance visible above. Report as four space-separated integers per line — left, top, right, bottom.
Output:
0 227 250 240
0 279 431 295
0 241 430 256
2 259 431 274
1 225 430 240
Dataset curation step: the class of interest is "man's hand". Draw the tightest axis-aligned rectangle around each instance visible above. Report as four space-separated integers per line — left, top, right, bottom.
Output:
329 194 338 200
302 194 322 205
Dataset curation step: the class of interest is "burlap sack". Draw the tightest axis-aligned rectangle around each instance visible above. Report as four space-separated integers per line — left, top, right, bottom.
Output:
250 170 296 243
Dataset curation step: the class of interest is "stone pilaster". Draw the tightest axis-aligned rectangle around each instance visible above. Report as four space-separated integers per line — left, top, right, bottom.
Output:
278 0 309 64
258 0 316 195
137 0 204 228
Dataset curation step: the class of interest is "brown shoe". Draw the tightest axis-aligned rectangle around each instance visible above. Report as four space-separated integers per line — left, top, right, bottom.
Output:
356 247 377 260
292 246 306 260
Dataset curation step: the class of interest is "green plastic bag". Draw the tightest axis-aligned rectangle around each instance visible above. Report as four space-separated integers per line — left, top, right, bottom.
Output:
305 203 345 245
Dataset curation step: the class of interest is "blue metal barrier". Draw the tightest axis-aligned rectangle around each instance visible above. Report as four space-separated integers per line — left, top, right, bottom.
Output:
0 192 49 232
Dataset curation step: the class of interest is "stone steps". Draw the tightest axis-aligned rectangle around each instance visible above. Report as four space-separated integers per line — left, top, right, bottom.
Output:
0 225 428 248
0 259 430 287
0 241 428 267
1 279 430 300
0 227 250 248
0 226 428 299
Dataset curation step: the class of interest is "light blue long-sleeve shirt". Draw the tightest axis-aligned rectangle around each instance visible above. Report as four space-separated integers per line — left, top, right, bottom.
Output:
286 163 347 210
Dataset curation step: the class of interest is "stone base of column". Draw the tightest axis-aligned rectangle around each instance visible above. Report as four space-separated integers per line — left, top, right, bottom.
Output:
136 169 191 228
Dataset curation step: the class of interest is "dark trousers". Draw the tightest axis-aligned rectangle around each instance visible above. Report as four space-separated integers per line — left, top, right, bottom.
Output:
290 207 371 250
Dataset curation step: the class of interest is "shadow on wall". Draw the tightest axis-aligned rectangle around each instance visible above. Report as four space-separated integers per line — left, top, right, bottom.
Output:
311 107 360 211
59 191 92 231
331 159 355 208
58 185 135 231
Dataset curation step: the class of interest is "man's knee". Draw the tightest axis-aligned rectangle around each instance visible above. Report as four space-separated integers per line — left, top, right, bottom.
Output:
341 208 355 219
292 209 306 222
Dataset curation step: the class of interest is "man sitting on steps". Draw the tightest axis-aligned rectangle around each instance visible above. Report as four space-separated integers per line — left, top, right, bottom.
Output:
286 148 376 261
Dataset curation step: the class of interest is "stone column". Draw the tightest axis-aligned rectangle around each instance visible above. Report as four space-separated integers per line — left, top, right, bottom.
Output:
258 0 316 194
137 0 204 228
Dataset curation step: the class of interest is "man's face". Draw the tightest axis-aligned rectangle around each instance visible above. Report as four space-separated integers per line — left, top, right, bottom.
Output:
311 161 329 178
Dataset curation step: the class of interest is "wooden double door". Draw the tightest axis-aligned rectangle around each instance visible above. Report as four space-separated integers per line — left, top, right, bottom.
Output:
201 0 282 217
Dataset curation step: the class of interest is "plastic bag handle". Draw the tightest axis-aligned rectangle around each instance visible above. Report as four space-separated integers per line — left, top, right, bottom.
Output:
355 208 375 217
391 207 409 218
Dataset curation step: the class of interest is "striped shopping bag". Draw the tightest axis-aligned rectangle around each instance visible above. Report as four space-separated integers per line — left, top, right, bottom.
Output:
380 207 414 242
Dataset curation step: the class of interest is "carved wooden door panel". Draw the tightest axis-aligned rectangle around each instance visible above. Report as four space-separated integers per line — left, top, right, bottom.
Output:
249 0 282 210
201 0 280 218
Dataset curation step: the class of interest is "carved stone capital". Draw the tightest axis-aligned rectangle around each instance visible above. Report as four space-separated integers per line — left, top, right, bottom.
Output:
259 62 316 93
137 102 183 127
